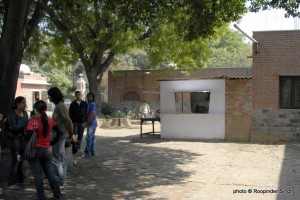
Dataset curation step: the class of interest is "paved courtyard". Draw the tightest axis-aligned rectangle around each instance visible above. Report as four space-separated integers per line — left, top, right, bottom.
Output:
1 121 300 200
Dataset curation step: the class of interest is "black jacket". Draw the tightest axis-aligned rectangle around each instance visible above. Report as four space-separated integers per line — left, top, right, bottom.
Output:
69 100 88 123
7 110 28 139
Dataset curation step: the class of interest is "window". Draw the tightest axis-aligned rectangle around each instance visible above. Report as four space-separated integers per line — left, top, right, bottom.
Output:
171 90 210 114
280 76 300 109
123 91 140 101
191 92 210 113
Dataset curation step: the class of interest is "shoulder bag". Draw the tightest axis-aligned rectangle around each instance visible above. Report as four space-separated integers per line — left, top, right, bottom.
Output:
23 118 38 160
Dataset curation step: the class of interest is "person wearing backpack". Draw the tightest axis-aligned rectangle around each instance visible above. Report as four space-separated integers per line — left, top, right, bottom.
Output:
6 96 29 190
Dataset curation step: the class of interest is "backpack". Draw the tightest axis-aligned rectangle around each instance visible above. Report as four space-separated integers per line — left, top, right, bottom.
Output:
0 118 14 148
0 118 8 147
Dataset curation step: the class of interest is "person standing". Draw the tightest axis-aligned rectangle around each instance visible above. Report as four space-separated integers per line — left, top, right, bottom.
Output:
18 100 63 200
69 91 87 152
6 96 28 190
139 100 151 118
47 87 73 189
83 93 97 157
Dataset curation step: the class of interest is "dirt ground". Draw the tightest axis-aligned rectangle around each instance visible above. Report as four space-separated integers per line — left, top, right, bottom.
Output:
0 121 299 200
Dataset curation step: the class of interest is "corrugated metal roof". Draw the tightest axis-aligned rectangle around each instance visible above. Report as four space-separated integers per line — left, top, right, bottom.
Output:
158 75 252 81
222 75 252 80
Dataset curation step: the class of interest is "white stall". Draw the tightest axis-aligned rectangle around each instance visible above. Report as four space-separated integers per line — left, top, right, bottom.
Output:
160 79 225 139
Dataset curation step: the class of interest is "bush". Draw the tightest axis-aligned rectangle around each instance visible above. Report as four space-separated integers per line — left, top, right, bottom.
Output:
112 110 126 118
100 103 113 116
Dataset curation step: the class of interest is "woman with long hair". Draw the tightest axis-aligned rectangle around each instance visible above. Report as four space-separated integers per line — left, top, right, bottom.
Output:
47 87 73 189
18 100 63 200
6 96 28 190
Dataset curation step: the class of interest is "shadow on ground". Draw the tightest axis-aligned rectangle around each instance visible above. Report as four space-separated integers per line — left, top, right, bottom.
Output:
1 134 201 200
277 143 300 200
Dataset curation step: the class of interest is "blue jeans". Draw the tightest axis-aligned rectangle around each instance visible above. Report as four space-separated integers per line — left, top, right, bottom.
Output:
73 123 84 150
28 147 61 200
84 126 96 156
51 137 67 186
8 139 24 186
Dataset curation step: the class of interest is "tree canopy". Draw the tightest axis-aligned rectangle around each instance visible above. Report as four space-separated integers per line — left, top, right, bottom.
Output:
41 0 247 105
23 31 75 95
207 27 252 68
109 26 252 70
249 0 300 17
0 0 248 114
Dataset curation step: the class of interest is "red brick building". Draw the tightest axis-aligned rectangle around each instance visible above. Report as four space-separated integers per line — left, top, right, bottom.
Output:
251 30 300 142
107 30 300 142
108 68 252 141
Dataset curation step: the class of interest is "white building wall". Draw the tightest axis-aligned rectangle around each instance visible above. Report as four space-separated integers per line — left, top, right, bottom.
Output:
160 80 225 139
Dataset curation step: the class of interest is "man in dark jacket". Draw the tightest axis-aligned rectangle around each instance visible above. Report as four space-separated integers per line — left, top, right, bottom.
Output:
69 91 88 152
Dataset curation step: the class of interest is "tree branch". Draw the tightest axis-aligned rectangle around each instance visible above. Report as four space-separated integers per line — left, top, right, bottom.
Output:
23 0 49 49
43 5 90 68
138 24 158 41
94 0 101 31
99 51 115 75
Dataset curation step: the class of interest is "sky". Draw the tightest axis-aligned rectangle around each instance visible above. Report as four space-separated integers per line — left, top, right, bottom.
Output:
231 9 298 38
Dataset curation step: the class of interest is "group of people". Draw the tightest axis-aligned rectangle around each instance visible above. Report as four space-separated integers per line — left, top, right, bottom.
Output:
3 87 97 200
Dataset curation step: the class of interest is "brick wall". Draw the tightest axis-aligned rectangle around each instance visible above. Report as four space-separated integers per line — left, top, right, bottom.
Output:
225 79 252 142
108 68 252 130
108 68 252 102
108 70 161 115
251 30 300 142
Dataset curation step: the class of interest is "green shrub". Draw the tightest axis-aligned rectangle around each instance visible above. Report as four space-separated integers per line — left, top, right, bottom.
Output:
112 110 126 118
101 103 113 116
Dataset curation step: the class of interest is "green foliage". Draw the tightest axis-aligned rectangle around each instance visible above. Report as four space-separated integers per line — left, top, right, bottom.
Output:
249 0 300 17
112 110 126 118
147 21 210 69
122 48 151 70
23 32 75 96
24 30 78 68
176 1 248 39
108 55 135 71
109 25 252 69
100 103 114 116
24 60 73 95
43 0 248 66
207 27 252 68
32 0 248 105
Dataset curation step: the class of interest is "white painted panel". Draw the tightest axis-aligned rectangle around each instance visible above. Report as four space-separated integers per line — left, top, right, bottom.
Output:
160 80 225 114
160 80 225 139
161 114 225 139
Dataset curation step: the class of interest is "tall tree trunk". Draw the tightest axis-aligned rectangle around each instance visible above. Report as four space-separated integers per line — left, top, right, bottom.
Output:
85 67 102 110
0 0 29 115
0 0 47 116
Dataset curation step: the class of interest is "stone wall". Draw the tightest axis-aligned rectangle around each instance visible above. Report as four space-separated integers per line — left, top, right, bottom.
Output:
225 79 252 142
251 109 300 142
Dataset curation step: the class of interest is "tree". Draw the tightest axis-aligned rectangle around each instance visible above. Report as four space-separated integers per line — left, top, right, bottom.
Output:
23 33 76 96
41 0 247 106
0 0 48 115
0 0 248 113
207 27 252 68
108 49 147 70
249 0 300 17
